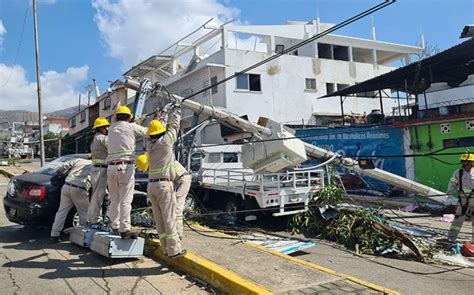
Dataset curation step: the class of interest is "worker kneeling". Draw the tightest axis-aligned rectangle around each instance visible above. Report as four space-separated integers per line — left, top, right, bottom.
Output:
447 153 474 244
143 104 186 259
50 158 92 242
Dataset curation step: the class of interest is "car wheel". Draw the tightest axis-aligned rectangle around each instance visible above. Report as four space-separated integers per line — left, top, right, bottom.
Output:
64 208 78 228
72 212 80 227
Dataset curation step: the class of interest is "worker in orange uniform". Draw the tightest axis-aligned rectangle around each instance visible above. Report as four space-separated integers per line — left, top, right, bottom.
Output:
144 103 186 258
88 117 110 227
107 106 147 239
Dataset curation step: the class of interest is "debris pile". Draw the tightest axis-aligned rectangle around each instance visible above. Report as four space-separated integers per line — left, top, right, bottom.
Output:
289 185 396 255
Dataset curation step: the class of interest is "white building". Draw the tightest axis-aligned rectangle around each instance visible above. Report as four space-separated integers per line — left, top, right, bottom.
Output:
125 20 422 143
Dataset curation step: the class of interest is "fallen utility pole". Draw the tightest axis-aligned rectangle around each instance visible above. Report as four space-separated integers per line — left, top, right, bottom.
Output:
33 0 45 167
124 78 447 204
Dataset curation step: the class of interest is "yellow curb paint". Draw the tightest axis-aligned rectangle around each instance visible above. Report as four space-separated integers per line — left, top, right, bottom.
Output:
144 238 273 295
191 223 400 295
0 168 16 178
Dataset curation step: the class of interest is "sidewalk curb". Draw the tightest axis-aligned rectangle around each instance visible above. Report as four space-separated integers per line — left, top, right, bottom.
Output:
0 168 16 178
144 237 273 294
191 224 401 295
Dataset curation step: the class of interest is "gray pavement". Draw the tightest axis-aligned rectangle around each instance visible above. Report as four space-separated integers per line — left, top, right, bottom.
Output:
183 225 383 294
251 212 474 295
0 175 209 295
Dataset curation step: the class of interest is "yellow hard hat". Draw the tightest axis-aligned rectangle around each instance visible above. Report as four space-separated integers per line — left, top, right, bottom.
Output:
136 152 149 172
147 120 167 136
460 153 474 162
115 106 133 119
93 117 110 129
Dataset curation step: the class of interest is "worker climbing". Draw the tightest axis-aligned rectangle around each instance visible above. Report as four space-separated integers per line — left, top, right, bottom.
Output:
50 158 92 242
446 153 474 244
107 106 147 239
143 101 187 259
88 117 110 228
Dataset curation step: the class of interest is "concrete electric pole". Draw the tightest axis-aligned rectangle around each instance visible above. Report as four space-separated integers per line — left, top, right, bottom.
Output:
33 0 45 166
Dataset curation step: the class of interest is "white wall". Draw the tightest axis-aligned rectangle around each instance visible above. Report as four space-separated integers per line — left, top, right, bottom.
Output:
221 49 397 124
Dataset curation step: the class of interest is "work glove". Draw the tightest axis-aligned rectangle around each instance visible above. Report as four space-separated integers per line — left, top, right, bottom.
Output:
134 115 147 126
172 99 182 108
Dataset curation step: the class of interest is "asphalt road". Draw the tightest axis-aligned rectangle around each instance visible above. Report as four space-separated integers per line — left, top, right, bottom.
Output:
248 213 474 294
0 175 209 295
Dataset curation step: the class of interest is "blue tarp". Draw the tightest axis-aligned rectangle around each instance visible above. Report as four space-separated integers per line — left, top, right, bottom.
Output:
296 126 406 191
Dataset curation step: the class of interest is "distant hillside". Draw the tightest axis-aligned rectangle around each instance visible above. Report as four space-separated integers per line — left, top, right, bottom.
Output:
0 105 87 126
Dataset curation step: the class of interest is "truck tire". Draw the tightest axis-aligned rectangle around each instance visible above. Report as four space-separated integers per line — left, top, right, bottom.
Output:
223 195 243 221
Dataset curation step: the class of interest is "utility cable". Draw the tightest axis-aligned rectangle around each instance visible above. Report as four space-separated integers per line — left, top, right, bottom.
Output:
2 0 30 87
181 0 395 102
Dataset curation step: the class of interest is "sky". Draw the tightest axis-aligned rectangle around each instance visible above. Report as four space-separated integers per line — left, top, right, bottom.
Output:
0 0 472 112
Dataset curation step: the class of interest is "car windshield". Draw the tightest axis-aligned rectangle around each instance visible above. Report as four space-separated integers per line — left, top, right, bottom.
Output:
33 156 77 175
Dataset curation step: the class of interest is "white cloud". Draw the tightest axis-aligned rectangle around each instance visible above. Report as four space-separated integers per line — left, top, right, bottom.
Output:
38 0 58 4
0 64 89 113
0 20 6 48
92 0 239 67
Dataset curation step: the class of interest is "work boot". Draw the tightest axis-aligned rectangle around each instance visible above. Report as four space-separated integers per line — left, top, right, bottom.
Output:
49 236 60 243
110 228 119 235
120 230 138 239
168 249 187 259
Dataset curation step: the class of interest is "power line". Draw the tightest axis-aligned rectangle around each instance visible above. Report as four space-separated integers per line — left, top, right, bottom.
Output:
181 0 395 101
1 0 30 87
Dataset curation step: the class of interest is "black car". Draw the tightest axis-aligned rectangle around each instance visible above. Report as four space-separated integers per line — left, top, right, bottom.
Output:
3 155 147 227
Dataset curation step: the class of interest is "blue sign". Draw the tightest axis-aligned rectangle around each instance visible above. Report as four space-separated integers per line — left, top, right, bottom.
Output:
296 126 406 191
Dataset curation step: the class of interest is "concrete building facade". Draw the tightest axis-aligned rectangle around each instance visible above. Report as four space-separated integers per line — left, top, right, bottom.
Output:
126 20 422 139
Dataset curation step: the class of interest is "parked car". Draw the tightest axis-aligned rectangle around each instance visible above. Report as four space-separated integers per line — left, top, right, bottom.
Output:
3 155 147 227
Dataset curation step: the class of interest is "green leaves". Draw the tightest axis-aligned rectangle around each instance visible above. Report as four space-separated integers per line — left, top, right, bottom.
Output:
288 185 395 254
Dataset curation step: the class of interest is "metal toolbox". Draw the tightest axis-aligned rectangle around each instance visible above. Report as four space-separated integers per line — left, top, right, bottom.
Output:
90 232 144 258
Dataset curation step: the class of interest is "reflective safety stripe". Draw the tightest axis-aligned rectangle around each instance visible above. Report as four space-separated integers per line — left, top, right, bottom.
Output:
66 175 91 191
450 224 462 232
159 232 178 240
450 177 459 185
92 159 107 165
149 162 176 175
106 149 134 161
176 216 184 221
168 131 176 144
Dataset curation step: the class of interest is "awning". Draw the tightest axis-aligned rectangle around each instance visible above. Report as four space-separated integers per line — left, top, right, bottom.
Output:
319 38 474 98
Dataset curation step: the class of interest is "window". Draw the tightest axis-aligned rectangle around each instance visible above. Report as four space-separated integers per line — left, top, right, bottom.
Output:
337 84 350 91
305 78 317 91
207 153 221 163
80 112 86 123
443 137 474 149
211 76 218 94
236 73 261 92
103 96 111 110
70 117 76 128
223 153 238 163
106 115 113 124
326 83 335 95
318 43 333 59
